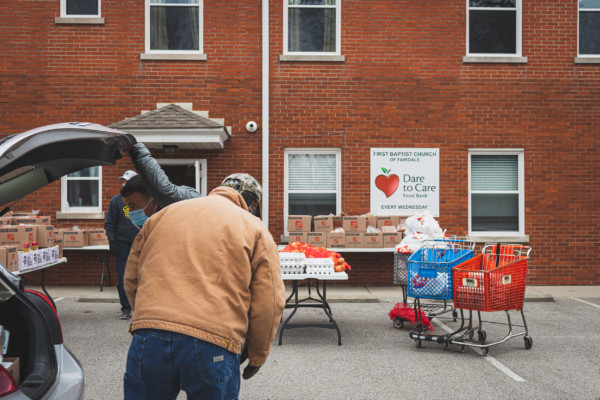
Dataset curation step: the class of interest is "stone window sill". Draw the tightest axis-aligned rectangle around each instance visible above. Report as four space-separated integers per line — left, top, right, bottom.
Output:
55 17 105 25
279 54 345 62
56 211 105 220
467 235 529 243
574 57 600 64
463 56 527 64
140 53 207 61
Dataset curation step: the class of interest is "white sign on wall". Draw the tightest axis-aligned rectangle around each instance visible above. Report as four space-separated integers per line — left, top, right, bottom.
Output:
370 148 440 217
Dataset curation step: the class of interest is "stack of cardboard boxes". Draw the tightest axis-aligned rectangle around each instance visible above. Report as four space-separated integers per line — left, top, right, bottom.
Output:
0 212 109 272
288 215 405 249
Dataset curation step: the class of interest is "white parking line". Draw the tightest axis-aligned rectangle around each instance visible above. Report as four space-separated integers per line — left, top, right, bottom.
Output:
567 297 600 309
433 318 526 382
54 297 65 302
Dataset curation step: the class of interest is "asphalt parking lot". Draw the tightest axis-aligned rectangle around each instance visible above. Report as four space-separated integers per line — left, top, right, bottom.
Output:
50 289 600 400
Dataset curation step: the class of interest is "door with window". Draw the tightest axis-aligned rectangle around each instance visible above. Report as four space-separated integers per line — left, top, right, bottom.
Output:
157 159 207 196
284 149 341 234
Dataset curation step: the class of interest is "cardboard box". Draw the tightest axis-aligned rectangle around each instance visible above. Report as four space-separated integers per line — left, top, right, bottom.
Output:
376 216 402 230
62 230 88 248
332 215 343 230
40 247 53 265
3 357 19 385
345 232 364 248
383 232 403 248
33 225 54 248
288 232 308 244
12 215 51 225
30 249 43 268
342 216 368 233
287 215 312 233
0 226 37 250
0 216 11 226
307 232 327 247
367 215 378 229
88 229 109 246
327 232 345 248
363 232 383 248
0 245 18 272
313 216 333 233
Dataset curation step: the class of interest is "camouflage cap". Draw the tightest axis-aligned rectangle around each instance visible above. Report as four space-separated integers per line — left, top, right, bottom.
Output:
221 173 262 203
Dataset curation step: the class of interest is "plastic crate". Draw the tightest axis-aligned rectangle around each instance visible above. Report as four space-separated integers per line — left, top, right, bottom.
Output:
407 244 474 300
452 253 529 312
394 252 410 285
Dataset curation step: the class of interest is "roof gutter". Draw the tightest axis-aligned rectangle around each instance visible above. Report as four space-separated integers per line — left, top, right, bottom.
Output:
261 0 269 229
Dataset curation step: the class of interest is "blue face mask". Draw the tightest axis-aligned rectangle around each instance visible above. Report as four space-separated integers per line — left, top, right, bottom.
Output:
129 200 152 227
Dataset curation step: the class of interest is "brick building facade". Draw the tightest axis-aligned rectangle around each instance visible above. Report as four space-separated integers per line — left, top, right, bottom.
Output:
1 1 599 286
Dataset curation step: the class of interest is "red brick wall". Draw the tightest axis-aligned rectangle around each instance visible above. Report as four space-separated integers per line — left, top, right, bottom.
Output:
1 1 599 285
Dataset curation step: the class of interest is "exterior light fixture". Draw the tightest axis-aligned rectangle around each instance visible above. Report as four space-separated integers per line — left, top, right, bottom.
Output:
162 144 178 154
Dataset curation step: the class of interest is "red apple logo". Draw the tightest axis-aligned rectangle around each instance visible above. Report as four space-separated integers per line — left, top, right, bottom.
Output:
375 167 399 198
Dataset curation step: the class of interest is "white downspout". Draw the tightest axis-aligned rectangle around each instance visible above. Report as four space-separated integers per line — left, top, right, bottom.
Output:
261 0 269 229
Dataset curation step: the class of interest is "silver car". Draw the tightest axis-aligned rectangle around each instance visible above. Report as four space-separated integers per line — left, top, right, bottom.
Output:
0 122 136 398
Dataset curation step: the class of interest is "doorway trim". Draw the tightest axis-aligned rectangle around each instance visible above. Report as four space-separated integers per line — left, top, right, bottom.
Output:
157 158 208 196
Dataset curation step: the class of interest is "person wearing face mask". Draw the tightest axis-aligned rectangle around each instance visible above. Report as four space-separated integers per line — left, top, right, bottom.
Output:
122 173 284 400
120 176 160 229
104 170 140 319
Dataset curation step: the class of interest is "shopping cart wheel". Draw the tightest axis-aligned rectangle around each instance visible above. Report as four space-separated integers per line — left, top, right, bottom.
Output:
468 330 474 340
442 340 449 350
478 330 487 343
415 339 422 348
453 310 458 321
460 345 466 353
524 336 533 350
482 347 489 356
393 318 404 329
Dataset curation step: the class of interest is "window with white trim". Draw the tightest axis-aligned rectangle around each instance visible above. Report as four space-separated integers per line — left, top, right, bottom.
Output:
469 150 524 235
61 0 101 17
284 149 341 233
467 0 521 56
284 0 341 55
146 0 203 53
61 167 102 213
579 0 600 55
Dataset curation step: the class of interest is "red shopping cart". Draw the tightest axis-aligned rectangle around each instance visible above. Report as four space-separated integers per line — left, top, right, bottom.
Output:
449 244 532 355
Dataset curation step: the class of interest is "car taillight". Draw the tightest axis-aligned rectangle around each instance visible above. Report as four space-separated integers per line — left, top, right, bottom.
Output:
24 289 63 341
0 366 17 398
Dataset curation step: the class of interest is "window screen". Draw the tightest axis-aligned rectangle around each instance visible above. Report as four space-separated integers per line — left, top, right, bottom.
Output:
288 153 337 216
471 155 519 232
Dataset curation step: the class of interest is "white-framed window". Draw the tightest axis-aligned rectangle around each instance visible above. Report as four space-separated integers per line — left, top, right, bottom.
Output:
579 0 600 56
284 149 341 234
157 158 207 196
468 150 524 236
60 166 102 213
283 0 341 55
60 0 101 17
145 0 203 54
467 0 522 56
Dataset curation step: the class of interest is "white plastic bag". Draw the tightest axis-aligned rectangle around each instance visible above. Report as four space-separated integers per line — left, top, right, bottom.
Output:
405 211 443 236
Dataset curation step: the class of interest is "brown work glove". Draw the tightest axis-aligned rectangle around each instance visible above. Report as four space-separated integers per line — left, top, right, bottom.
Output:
240 345 261 380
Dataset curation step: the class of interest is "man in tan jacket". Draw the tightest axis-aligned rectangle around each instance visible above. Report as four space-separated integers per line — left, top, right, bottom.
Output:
123 174 284 400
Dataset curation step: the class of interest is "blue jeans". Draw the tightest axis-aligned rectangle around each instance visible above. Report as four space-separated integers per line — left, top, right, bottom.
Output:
115 241 132 313
124 329 240 400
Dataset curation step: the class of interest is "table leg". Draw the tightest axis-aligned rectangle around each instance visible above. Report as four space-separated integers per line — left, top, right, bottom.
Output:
315 280 333 320
99 255 106 292
279 281 299 345
319 281 341 346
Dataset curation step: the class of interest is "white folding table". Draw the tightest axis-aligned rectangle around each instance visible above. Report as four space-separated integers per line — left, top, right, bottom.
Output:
279 272 348 346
